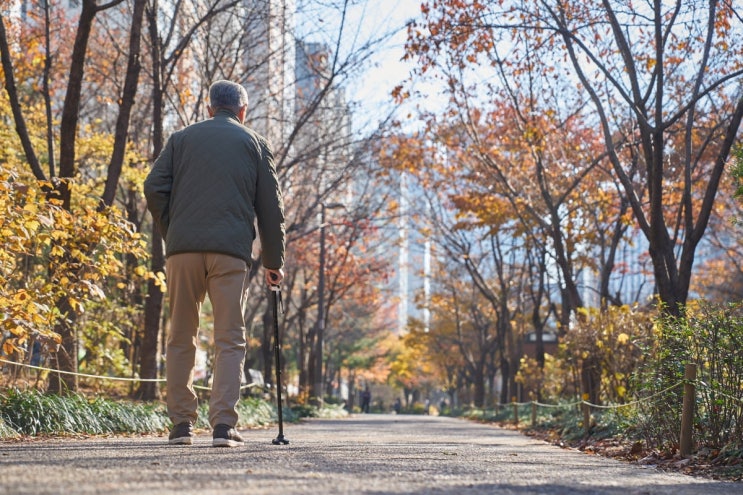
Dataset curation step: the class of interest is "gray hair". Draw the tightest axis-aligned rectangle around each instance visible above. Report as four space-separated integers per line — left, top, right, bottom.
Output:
208 80 248 114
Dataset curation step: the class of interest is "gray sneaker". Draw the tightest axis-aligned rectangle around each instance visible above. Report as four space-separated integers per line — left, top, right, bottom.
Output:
168 422 193 445
212 424 244 447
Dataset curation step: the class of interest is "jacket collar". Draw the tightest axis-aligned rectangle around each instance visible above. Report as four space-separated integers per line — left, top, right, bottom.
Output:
213 108 241 122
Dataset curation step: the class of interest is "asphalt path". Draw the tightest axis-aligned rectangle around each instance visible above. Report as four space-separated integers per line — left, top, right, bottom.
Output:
0 414 739 495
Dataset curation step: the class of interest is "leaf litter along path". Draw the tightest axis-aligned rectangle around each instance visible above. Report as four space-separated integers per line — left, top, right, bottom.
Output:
0 414 739 495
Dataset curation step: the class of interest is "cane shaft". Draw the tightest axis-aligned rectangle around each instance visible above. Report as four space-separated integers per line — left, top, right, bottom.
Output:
271 287 288 444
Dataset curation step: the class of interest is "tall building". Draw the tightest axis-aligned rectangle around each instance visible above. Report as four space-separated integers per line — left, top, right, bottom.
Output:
9 0 80 18
294 40 353 199
393 169 433 335
242 0 296 147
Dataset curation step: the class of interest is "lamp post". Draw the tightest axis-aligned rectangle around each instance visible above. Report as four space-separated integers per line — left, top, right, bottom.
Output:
313 202 344 404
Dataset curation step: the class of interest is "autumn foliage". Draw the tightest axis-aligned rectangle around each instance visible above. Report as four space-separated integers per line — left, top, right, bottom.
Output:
0 163 148 370
380 0 743 428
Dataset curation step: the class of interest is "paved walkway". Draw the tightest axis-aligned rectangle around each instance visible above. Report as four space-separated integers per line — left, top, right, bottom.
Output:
0 414 739 494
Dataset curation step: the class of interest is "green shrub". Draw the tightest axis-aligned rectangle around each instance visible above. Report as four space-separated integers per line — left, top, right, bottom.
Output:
0 389 301 438
194 396 287 429
316 403 349 419
634 302 743 451
0 388 169 436
0 416 19 438
288 402 348 419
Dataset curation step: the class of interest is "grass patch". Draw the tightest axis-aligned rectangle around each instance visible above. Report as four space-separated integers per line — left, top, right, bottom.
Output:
195 396 292 430
0 416 19 439
0 388 347 439
0 388 170 437
289 402 349 419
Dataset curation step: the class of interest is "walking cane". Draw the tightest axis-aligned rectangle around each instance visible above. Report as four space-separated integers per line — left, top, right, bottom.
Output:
269 279 289 445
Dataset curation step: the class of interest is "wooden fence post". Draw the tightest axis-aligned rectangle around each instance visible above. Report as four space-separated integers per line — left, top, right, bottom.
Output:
512 397 519 426
680 363 697 457
531 401 537 426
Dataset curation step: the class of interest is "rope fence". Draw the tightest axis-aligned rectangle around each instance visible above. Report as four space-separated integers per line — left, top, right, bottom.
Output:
695 380 743 405
0 358 261 392
495 380 689 439
2 358 739 407
497 380 685 411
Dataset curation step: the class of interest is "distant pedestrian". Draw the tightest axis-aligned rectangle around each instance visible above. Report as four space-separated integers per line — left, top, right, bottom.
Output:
360 386 371 413
393 398 402 414
145 80 285 448
29 340 41 366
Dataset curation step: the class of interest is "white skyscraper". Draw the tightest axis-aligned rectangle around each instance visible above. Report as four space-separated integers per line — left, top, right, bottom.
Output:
242 0 296 147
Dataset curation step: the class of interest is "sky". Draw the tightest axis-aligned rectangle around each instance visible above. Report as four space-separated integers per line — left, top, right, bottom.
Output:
298 0 425 134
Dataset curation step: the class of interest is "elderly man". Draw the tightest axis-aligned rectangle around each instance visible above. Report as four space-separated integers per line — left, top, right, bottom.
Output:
144 80 286 447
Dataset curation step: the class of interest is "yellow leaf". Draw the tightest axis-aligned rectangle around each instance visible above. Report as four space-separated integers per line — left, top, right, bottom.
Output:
154 271 167 291
69 297 84 314
3 341 15 355
24 220 40 231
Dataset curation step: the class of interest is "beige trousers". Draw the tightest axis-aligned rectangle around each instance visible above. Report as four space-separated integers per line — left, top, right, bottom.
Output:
165 253 249 428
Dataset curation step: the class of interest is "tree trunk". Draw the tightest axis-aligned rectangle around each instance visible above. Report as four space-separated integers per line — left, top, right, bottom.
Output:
306 325 318 399
134 229 164 400
473 363 486 408
0 13 44 180
58 0 97 198
47 296 77 394
581 353 602 406
347 371 356 411
499 356 510 405
47 0 99 395
100 0 147 208
135 2 165 400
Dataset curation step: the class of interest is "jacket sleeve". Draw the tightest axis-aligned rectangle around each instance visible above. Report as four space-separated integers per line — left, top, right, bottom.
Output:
254 140 286 269
144 135 175 240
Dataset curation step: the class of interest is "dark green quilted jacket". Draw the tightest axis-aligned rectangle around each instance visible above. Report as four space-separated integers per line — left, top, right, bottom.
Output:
144 110 285 269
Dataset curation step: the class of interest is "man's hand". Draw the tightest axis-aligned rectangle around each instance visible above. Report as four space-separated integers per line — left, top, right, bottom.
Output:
265 268 284 287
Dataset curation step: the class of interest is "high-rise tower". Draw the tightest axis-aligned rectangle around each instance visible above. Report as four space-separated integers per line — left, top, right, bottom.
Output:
242 0 296 147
